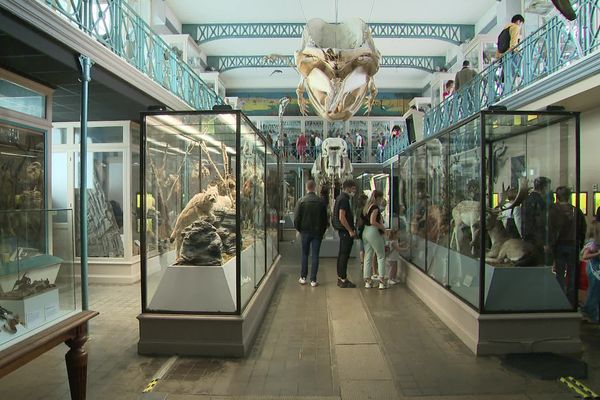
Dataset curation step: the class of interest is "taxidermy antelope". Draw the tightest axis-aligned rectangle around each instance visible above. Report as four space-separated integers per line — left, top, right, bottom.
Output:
485 179 537 266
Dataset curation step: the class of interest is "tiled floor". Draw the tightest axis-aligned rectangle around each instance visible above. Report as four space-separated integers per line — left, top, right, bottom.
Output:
2 246 600 399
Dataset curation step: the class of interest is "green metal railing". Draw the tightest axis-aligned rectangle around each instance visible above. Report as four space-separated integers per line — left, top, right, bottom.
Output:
422 0 599 140
39 0 223 110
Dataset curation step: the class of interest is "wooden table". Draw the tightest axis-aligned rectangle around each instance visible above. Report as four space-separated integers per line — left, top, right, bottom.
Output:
0 310 99 400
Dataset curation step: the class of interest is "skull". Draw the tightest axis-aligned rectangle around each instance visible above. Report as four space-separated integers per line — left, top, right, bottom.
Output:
295 18 380 121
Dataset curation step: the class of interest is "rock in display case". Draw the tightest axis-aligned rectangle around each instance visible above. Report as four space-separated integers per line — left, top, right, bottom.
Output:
138 110 281 356
396 110 581 354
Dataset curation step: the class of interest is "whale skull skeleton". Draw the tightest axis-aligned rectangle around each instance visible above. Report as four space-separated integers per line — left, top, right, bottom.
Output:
295 18 380 121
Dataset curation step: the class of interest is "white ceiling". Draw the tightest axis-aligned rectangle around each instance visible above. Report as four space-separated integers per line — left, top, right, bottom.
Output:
167 0 496 24
165 0 497 90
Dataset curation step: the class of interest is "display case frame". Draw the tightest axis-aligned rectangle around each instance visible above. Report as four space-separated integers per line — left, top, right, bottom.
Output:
139 109 280 317
397 109 581 315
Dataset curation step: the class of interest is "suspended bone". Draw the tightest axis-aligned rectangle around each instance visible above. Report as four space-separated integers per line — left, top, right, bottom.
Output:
295 18 380 121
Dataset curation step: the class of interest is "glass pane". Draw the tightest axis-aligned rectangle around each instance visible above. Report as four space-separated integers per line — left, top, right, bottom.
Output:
407 146 427 270
426 137 450 285
483 113 576 312
52 128 67 145
0 209 77 348
0 79 46 118
240 132 258 309
143 113 237 313
0 123 46 245
74 152 125 258
266 148 279 265
253 133 266 286
448 118 481 308
131 124 140 257
51 152 69 223
75 126 124 144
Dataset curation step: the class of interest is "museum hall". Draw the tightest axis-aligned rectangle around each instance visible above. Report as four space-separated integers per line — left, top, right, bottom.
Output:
1 0 600 399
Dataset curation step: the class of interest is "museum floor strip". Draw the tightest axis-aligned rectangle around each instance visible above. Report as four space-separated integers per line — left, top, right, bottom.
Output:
2 247 600 399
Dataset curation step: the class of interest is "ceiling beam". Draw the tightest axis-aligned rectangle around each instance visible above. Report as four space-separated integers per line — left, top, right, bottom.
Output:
183 23 474 45
207 55 446 73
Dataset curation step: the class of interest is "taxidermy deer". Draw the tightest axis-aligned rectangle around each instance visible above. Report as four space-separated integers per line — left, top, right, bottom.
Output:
450 200 480 255
485 179 537 266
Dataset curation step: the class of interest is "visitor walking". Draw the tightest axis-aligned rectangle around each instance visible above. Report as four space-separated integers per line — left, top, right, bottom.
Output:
551 186 587 306
361 190 387 289
454 60 477 91
582 220 600 322
294 179 328 287
332 180 358 288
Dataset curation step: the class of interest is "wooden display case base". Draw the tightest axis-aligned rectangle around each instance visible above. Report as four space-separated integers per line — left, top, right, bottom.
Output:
0 310 98 400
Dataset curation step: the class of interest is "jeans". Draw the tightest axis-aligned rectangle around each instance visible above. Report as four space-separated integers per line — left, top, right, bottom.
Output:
362 225 386 279
301 232 322 282
554 245 578 306
337 230 354 279
583 262 600 322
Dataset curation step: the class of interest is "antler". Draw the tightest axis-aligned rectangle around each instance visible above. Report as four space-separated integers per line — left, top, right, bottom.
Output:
500 178 529 211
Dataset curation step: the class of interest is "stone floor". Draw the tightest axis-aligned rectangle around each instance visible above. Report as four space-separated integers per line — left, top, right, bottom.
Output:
2 245 600 399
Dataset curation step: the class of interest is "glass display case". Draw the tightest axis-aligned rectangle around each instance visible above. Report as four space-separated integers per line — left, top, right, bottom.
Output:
398 110 580 312
0 209 77 348
140 110 280 314
462 34 498 73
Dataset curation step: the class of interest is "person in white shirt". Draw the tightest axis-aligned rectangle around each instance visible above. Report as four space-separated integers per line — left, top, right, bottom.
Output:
385 228 408 285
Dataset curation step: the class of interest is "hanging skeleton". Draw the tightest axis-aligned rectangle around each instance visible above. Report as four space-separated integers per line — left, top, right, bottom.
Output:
295 18 380 121
312 137 353 211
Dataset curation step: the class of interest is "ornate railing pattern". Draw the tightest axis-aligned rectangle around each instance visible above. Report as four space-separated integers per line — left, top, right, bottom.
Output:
39 0 223 110
422 0 600 140
184 22 474 45
207 55 446 73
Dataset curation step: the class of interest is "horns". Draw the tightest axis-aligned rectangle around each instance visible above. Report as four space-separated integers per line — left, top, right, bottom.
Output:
500 178 528 211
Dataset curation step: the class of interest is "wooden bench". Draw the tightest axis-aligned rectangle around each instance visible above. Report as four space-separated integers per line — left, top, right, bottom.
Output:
0 310 98 400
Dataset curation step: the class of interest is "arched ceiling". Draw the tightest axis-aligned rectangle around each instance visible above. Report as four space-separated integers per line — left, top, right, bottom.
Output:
165 0 497 90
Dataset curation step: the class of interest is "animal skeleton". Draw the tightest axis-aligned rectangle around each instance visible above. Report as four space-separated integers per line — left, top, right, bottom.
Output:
295 18 380 121
312 137 353 210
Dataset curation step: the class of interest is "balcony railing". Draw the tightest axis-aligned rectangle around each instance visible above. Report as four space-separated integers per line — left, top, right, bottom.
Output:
277 145 377 164
422 0 600 141
38 0 223 110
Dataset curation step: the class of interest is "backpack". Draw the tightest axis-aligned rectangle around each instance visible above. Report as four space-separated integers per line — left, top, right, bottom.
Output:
497 26 511 53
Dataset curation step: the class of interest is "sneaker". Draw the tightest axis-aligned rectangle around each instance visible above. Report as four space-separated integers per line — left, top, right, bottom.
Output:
388 279 398 286
310 281 318 287
299 277 307 285
378 281 387 290
364 280 373 289
345 280 356 288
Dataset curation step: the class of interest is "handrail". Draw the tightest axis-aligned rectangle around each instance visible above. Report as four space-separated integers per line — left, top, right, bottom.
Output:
38 0 223 110
422 0 599 140
370 0 600 161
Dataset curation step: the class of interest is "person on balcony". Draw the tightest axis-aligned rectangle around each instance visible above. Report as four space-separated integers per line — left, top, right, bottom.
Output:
355 132 364 162
454 60 477 91
314 133 322 158
442 80 454 100
496 14 525 58
296 132 307 162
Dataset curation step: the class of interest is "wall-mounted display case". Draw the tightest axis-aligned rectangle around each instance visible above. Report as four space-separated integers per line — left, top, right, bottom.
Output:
140 110 280 314
397 110 580 312
462 34 498 73
51 121 141 284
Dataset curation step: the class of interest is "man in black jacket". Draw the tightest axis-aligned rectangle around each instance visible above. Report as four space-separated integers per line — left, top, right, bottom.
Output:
332 179 358 288
294 179 328 287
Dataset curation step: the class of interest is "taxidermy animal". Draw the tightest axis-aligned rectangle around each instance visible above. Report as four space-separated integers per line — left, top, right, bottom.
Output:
295 18 380 121
484 210 537 266
485 178 536 265
450 200 480 254
169 186 218 258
